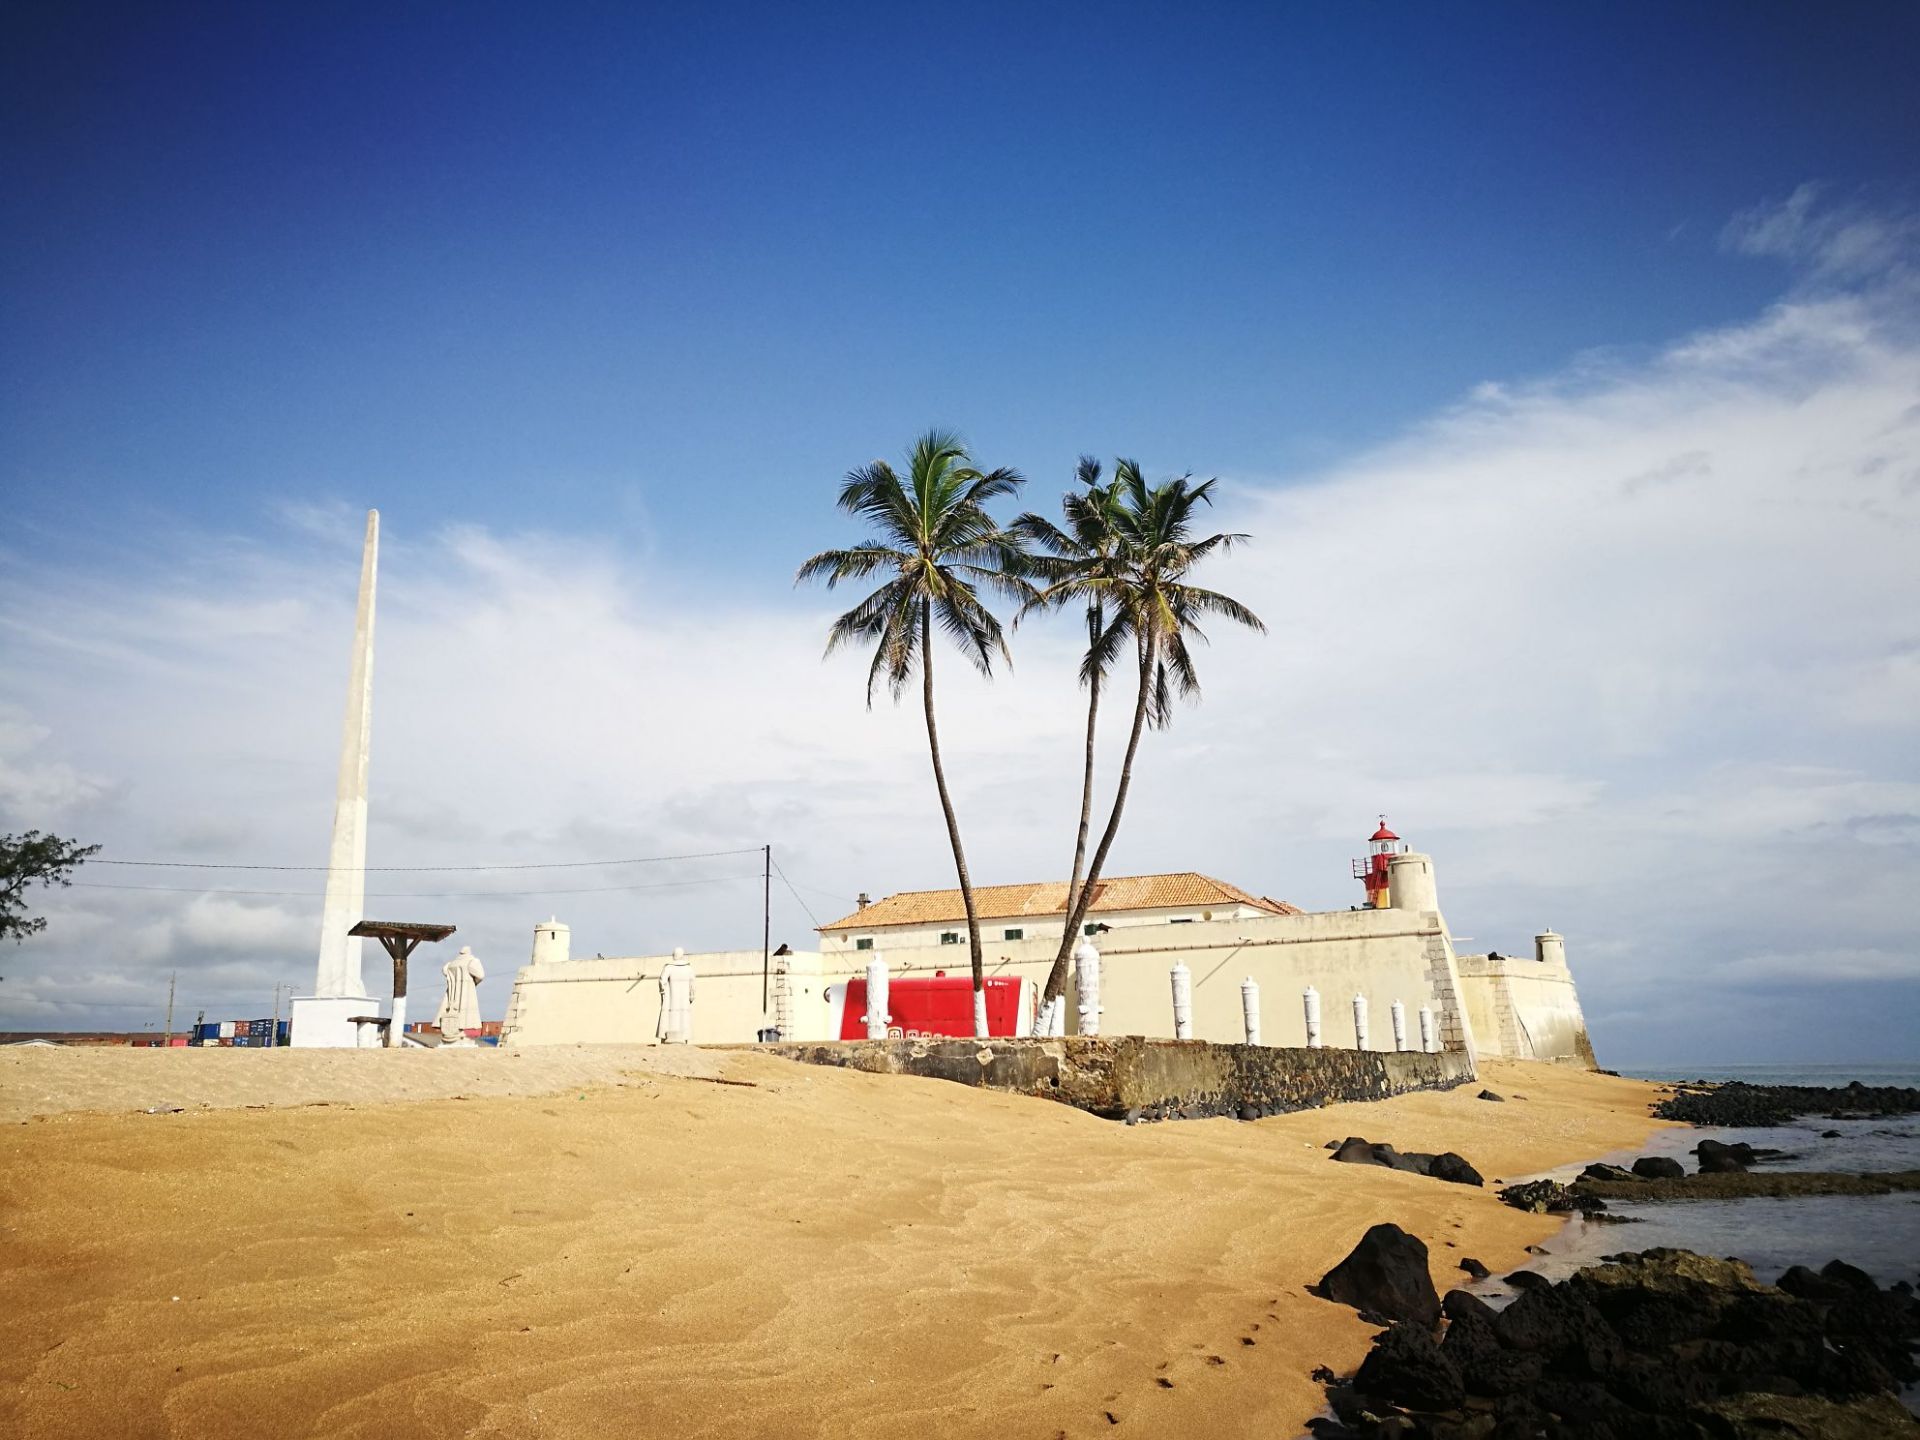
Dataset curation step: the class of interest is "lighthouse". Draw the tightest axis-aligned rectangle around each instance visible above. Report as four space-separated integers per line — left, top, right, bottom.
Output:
1351 817 1406 909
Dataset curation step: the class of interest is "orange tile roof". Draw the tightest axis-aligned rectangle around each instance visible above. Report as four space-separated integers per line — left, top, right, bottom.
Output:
818 872 1299 931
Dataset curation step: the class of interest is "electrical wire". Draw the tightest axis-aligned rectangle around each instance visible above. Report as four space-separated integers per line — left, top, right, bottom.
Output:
769 856 826 929
87 846 764 873
70 872 764 900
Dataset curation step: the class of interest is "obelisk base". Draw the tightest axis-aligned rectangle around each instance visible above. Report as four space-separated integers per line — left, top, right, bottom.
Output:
289 995 381 1048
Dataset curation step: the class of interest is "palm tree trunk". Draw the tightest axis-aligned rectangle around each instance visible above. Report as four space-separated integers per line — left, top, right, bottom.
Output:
1054 635 1158 962
1037 665 1102 1011
918 599 989 1036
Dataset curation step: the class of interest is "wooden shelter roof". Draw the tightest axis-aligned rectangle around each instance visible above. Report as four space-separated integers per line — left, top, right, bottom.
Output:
349 921 456 942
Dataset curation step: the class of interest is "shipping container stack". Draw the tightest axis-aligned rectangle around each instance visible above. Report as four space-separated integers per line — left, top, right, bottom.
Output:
189 1018 291 1047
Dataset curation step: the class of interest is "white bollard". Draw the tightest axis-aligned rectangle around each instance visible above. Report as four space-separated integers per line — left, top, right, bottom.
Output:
1074 939 1102 1037
1303 985 1322 1048
973 986 989 1039
1418 1006 1435 1053
1390 999 1408 1052
1240 977 1261 1046
864 958 890 1040
1170 962 1193 1040
1352 993 1370 1050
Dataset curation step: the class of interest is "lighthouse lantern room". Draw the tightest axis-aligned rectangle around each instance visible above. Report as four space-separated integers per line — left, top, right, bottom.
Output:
1351 817 1407 909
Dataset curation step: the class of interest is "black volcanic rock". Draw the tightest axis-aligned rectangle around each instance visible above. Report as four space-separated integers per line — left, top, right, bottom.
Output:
1580 1162 1637 1183
1351 1322 1463 1412
1654 1080 1920 1127
1316 1223 1441 1327
1317 1246 1920 1437
1428 1151 1484 1187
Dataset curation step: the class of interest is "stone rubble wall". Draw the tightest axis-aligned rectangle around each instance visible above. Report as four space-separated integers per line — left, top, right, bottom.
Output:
761 1035 1477 1120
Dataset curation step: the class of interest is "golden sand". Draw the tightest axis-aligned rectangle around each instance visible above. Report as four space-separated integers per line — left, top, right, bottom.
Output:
0 1049 1669 1438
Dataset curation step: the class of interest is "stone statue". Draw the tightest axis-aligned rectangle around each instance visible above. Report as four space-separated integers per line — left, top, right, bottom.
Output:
657 946 695 1044
437 945 485 1044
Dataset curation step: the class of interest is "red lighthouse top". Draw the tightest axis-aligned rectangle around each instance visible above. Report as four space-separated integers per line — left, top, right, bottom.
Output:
1352 816 1406 908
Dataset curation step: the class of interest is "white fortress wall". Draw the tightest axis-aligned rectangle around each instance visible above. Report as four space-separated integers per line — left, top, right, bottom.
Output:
501 895 1481 1061
503 949 836 1047
1453 931 1596 1067
496 851 1614 1071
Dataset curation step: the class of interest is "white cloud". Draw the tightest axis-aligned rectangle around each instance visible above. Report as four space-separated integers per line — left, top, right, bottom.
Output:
1710 947 1920 985
2 189 1918 1062
1722 183 1920 284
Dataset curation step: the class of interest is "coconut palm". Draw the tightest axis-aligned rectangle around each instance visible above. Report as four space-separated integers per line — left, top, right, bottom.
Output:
797 430 1029 1036
1025 461 1266 1018
1010 459 1129 1028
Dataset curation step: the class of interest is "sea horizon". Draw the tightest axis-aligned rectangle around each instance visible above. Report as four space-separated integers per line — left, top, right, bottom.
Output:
1615 1061 1920 1089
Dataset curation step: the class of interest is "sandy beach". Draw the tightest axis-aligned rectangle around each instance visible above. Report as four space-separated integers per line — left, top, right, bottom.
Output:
0 1049 1669 1439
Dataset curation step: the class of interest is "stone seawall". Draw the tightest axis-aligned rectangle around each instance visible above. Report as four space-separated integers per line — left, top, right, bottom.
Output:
760 1036 1476 1120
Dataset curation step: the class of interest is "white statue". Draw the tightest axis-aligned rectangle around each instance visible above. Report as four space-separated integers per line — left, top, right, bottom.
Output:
437 945 485 1044
657 946 695 1044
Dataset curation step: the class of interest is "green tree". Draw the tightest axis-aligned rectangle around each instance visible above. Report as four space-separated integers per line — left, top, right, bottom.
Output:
1 831 101 943
1011 458 1128 1015
797 430 1030 1035
1023 462 1266 1019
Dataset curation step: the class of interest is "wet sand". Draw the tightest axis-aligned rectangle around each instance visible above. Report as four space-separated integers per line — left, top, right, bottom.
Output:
0 1049 1668 1438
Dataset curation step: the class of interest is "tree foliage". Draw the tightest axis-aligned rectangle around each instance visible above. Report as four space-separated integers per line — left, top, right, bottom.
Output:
1021 461 1266 1008
1 831 101 943
798 431 1031 1019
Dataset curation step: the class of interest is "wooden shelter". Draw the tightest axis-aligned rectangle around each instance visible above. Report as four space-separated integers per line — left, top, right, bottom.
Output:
349 920 455 1047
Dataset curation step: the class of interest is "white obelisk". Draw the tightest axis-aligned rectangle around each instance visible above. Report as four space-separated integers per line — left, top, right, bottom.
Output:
291 509 379 1047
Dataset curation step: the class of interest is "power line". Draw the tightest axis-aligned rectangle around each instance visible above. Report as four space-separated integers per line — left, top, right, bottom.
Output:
71 873 764 899
769 856 825 930
88 846 764 873
779 873 859 905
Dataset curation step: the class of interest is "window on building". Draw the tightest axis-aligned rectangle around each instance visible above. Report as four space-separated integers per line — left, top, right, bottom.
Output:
1170 917 1195 925
940 932 959 945
1083 923 1101 936
1003 927 1023 941
855 937 874 951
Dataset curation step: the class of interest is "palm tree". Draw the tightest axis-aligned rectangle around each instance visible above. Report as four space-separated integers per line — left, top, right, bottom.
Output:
1011 459 1128 1030
1025 461 1266 1018
797 430 1029 1037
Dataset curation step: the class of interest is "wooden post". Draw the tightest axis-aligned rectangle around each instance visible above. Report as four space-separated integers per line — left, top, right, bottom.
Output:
384 936 418 1048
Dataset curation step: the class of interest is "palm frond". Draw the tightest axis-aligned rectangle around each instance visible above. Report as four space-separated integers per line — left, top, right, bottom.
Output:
794 541 910 588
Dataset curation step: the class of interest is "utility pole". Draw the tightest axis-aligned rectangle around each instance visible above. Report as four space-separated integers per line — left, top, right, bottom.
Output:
270 983 286 1047
163 970 176 1046
760 843 772 1014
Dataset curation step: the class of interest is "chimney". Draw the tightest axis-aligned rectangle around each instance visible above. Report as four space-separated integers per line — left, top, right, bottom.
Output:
857 892 871 909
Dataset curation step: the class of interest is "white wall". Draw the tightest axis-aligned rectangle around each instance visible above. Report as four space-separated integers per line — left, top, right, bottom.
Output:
503 949 832 1047
503 906 1482 1059
818 902 1272 955
1454 945 1596 1067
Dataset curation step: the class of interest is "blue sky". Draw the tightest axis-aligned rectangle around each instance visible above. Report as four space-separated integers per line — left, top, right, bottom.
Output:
8 3 1916 581
2 4 1918 1064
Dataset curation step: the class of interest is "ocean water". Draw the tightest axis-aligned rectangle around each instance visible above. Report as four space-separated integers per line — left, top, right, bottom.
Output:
1619 1062 1920 1090
1475 1064 1920 1294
